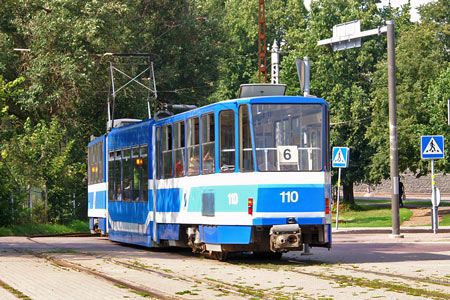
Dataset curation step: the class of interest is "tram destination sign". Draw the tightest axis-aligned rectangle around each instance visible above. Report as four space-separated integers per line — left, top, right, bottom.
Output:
421 135 444 159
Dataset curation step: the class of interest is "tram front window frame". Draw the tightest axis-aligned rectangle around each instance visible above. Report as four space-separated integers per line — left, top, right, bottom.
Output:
251 103 324 172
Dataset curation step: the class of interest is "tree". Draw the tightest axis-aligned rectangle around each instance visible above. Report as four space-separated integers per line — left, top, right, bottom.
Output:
206 0 308 102
0 0 226 224
367 2 449 182
414 67 450 174
0 75 27 225
281 0 397 205
1 117 84 223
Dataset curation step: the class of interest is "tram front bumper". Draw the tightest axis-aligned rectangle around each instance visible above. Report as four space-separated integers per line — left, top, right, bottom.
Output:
269 224 302 252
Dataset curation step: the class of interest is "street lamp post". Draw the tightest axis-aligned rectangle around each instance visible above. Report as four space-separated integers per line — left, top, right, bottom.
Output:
318 20 402 237
386 21 400 236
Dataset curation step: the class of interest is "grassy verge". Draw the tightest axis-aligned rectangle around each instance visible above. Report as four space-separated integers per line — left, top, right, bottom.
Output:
0 220 89 236
440 214 450 226
332 204 413 227
356 199 450 207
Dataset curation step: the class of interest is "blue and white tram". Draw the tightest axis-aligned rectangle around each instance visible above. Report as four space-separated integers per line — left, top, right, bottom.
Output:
87 84 332 259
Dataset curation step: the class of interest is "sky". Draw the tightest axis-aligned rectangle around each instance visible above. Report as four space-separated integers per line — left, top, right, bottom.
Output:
303 0 435 22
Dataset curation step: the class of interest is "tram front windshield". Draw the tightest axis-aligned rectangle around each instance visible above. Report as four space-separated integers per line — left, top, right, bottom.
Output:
251 104 323 172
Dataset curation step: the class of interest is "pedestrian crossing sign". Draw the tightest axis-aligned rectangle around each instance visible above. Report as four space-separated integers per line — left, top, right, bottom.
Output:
421 136 444 159
332 147 350 168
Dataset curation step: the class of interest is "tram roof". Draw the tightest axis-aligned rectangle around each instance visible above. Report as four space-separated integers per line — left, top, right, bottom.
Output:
104 95 328 131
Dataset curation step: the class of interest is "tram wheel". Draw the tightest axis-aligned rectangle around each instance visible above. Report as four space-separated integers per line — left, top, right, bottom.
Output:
211 251 228 261
253 251 283 260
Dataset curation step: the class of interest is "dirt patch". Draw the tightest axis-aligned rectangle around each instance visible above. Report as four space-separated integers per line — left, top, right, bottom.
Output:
402 207 450 227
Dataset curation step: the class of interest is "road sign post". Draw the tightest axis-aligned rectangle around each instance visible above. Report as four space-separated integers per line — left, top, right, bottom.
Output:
421 135 444 234
332 147 350 230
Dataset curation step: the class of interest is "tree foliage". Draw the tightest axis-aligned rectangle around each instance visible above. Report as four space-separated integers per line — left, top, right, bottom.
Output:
368 0 450 183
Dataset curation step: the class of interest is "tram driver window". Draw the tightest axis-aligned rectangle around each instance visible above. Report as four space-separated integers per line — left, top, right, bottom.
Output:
219 110 235 172
201 113 215 174
251 104 323 171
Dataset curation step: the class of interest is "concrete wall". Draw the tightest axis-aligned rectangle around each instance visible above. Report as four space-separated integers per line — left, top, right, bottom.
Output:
354 170 450 194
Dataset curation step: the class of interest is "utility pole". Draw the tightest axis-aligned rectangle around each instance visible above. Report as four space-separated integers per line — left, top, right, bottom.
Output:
271 40 280 84
258 0 267 83
318 20 402 237
386 20 400 236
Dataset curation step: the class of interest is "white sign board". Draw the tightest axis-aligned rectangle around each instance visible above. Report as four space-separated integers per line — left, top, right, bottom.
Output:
332 20 362 51
278 146 299 164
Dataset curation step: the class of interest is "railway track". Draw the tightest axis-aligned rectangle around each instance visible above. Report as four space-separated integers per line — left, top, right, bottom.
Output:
13 235 450 299
37 252 176 300
24 236 270 299
27 232 98 238
286 260 450 299
287 259 450 287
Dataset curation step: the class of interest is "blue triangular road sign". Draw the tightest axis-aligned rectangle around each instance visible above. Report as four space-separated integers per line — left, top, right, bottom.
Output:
332 147 349 168
421 136 444 159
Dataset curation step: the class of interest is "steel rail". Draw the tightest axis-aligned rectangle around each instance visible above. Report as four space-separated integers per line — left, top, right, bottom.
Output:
287 260 450 299
288 259 450 287
26 236 269 299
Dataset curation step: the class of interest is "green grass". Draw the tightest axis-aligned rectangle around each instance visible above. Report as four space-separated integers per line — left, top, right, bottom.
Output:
333 205 413 227
0 281 32 300
0 220 89 236
440 214 450 226
356 199 450 207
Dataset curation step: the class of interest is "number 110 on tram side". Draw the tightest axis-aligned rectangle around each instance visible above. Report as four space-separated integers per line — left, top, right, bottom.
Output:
87 84 332 259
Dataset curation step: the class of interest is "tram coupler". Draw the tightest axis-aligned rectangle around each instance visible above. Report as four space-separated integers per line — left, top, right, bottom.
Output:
269 224 302 252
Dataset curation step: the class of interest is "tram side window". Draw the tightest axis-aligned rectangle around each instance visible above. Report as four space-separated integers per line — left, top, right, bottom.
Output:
115 150 122 201
174 121 185 177
88 140 104 185
141 145 148 202
89 146 95 184
108 151 114 201
132 147 140 202
161 124 173 179
122 148 132 201
156 127 161 179
239 105 254 172
131 145 148 202
89 144 96 184
219 110 235 172
98 142 104 182
187 117 200 176
201 113 215 174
